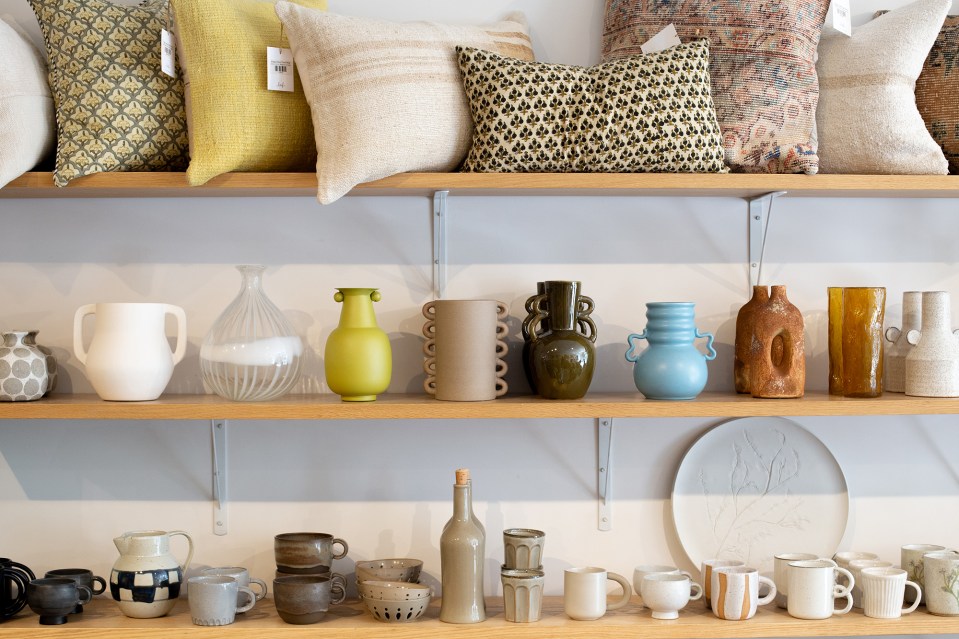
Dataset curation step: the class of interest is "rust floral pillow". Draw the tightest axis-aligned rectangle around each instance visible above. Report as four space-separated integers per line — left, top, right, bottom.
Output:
602 0 829 174
916 15 959 173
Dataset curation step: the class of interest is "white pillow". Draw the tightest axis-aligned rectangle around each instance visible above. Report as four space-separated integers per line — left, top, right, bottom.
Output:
274 4 534 204
0 15 55 188
816 0 949 174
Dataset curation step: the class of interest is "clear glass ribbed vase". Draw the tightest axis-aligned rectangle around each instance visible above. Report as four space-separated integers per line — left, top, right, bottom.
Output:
200 265 303 401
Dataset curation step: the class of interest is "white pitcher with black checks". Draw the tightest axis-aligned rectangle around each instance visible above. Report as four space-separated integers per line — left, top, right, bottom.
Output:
111 530 194 618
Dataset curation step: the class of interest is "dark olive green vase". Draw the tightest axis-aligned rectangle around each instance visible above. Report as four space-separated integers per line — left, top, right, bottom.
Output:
522 281 596 399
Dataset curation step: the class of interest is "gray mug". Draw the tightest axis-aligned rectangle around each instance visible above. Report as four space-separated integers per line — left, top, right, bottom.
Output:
188 576 255 626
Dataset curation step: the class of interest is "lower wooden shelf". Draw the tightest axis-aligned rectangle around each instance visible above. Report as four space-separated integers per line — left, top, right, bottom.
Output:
0 597 955 638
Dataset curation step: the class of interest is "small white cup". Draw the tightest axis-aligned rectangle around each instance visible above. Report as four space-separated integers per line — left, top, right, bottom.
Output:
563 567 631 621
632 565 691 609
773 553 822 609
860 567 921 619
848 559 892 609
786 559 853 620
642 573 702 620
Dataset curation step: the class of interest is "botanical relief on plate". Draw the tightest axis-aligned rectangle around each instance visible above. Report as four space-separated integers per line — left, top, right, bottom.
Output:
671 417 849 575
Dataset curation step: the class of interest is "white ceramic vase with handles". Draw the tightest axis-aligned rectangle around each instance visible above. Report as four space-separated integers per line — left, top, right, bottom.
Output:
905 291 959 397
74 303 186 401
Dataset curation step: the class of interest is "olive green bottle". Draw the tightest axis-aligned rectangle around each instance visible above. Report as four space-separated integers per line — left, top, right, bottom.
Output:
439 468 486 623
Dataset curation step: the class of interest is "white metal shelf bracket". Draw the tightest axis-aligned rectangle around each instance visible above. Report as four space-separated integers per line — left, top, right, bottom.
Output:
211 419 228 536
747 191 787 290
597 418 614 531
432 190 449 300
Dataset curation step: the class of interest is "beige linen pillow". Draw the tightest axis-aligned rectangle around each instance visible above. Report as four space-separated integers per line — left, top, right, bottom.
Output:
456 41 727 174
171 0 327 186
816 0 949 174
0 15 54 188
274 4 534 204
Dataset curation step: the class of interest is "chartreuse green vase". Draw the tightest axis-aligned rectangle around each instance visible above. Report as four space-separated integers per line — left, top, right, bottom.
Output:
324 288 392 401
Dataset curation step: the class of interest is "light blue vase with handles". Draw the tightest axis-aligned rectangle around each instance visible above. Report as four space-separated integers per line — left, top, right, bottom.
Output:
625 302 716 400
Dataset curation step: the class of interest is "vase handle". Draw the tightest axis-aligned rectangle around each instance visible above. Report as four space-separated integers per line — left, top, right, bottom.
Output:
907 329 921 346
625 331 647 362
695 329 717 361
578 315 598 343
522 294 547 340
577 294 595 317
885 326 901 343
72 304 97 365
523 311 547 343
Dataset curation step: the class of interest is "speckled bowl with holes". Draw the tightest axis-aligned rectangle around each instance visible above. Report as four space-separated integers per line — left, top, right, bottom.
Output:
361 593 431 623
357 580 431 601
355 558 423 584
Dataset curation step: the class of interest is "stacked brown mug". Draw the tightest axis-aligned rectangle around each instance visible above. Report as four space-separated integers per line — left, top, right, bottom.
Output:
273 533 348 624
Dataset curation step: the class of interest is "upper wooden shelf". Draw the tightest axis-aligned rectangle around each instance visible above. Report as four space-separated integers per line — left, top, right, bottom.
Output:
0 597 954 639
1 391 956 420
4 171 959 199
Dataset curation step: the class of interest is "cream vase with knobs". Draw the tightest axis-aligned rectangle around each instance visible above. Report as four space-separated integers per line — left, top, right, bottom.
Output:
905 291 959 397
885 291 921 392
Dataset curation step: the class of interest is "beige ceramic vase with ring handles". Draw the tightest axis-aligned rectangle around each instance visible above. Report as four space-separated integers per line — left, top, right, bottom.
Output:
422 300 508 401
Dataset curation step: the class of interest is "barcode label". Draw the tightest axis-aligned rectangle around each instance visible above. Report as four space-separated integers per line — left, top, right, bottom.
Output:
267 47 294 92
160 29 176 78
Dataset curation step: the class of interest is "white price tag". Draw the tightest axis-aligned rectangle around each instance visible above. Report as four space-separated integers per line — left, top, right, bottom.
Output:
267 47 294 92
641 24 682 54
828 0 852 36
160 29 176 78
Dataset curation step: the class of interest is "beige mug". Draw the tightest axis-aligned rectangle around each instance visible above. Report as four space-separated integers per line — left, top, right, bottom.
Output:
901 543 948 604
563 567 631 620
423 300 508 401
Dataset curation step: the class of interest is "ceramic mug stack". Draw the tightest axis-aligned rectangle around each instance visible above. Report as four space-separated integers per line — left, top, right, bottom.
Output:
501 528 545 622
274 532 348 584
423 299 509 401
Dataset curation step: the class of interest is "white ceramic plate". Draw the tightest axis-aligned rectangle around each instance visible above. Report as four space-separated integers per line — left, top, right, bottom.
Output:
671 417 849 576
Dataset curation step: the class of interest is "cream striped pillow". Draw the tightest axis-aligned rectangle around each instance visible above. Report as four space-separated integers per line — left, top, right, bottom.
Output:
274 4 533 204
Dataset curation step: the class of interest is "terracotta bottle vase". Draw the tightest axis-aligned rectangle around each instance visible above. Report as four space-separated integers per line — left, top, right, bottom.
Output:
884 291 921 393
734 286 770 394
523 281 597 400
905 291 959 397
325 288 392 401
746 285 805 398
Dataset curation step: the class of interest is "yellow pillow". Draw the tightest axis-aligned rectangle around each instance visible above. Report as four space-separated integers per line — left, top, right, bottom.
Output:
171 0 327 185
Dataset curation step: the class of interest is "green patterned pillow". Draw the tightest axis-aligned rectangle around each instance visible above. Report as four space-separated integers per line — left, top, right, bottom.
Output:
29 0 189 187
455 40 727 173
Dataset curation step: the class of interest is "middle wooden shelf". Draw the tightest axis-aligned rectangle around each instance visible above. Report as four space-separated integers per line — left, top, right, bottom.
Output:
0 391 955 421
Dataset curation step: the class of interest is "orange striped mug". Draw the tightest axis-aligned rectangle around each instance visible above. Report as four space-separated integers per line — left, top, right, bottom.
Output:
710 566 776 621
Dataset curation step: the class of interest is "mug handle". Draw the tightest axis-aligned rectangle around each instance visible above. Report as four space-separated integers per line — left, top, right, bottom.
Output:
833 590 853 615
756 576 777 606
834 566 854 597
164 304 187 365
76 584 93 606
248 577 268 602
72 304 97 365
91 575 107 595
606 572 633 611
688 580 703 602
902 580 922 614
330 572 347 593
331 583 346 605
168 530 195 574
235 586 256 614
331 538 348 560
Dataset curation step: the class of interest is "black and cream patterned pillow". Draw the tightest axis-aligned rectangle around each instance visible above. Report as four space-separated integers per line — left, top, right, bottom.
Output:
29 0 189 186
455 40 727 174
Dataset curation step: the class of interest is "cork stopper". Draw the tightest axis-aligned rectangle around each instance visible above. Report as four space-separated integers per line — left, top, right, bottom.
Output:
455 468 470 485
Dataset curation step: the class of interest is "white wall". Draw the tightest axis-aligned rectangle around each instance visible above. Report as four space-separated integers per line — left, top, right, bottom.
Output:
1 3 957 634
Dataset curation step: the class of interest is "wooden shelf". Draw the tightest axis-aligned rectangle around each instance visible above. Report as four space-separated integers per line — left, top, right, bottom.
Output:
4 171 959 199
1 391 957 420
0 597 955 638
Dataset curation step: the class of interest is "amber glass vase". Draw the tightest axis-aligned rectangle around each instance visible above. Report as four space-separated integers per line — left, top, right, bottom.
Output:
829 287 886 397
